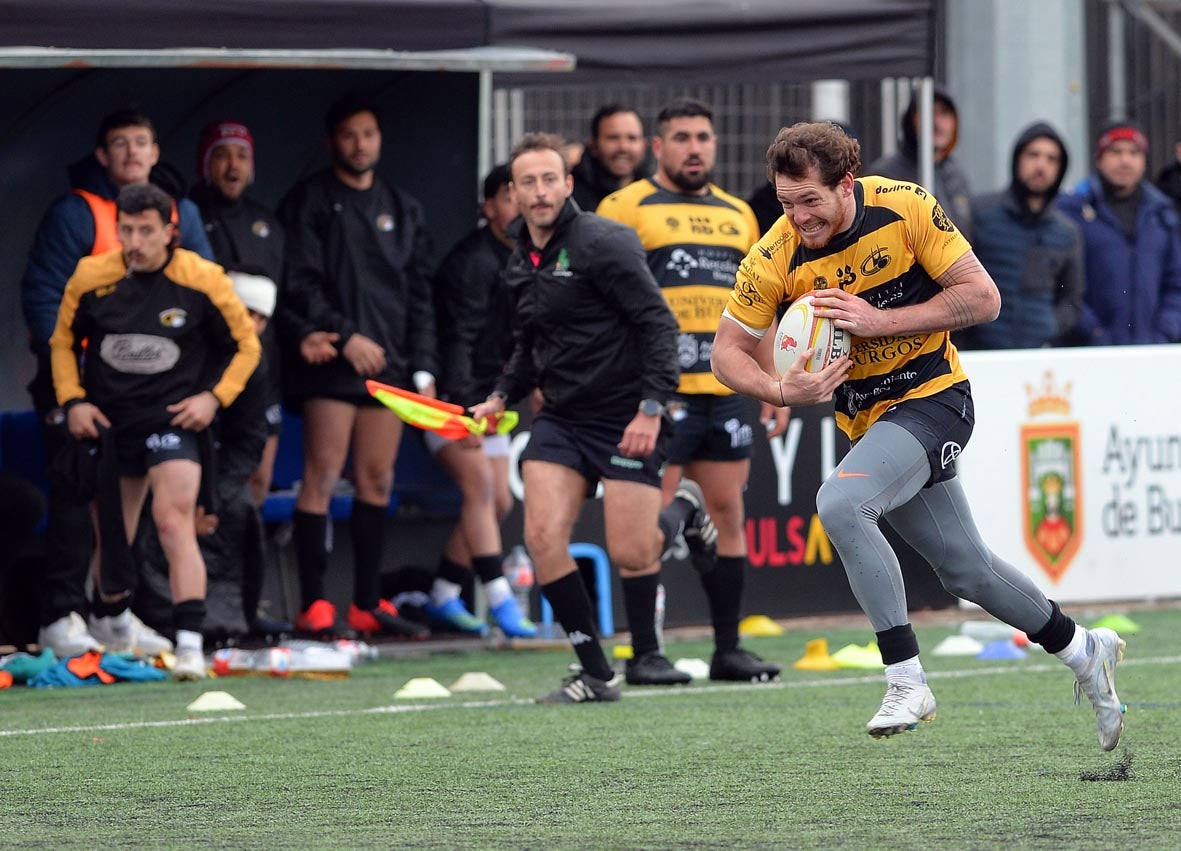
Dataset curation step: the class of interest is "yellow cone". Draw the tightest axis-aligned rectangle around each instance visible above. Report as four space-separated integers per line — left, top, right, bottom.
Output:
793 638 840 671
612 644 634 660
739 614 785 637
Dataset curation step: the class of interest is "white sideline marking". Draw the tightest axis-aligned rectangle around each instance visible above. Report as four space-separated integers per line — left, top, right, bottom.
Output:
2 654 1178 739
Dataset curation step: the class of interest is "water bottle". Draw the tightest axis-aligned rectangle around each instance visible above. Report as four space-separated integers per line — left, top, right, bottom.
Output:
503 544 535 618
654 583 666 653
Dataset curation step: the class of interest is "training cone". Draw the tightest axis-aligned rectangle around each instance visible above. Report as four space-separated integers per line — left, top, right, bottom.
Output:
395 677 451 698
739 614 785 637
449 672 506 692
932 635 984 656
186 691 246 712
831 642 884 669
612 645 634 660
1091 614 1141 634
793 638 840 671
976 640 1027 660
673 658 710 680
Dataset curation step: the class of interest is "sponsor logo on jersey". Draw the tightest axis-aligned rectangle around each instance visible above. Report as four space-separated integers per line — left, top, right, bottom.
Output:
99 334 181 374
667 248 700 279
835 265 857 288
1021 371 1082 583
375 213 395 232
252 220 271 238
158 308 187 328
860 246 892 276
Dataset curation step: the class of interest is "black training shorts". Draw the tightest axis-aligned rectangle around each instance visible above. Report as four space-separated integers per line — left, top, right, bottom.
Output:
666 393 754 465
874 382 974 487
521 410 667 492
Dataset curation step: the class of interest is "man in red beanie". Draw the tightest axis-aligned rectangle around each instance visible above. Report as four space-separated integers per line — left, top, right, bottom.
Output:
1057 119 1181 345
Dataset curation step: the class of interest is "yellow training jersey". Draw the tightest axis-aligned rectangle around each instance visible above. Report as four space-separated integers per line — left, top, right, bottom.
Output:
722 176 972 441
598 178 759 395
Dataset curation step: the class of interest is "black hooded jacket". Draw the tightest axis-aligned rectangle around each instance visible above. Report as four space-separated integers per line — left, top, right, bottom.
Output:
865 85 973 235
961 122 1083 349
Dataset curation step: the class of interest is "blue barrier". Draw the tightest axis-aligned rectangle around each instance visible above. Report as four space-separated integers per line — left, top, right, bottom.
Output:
539 542 614 638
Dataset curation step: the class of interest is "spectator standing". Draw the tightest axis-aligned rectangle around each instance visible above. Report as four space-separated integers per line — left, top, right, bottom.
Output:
1153 138 1181 213
189 120 286 506
598 99 784 685
1057 120 1181 345
960 122 1083 350
422 164 536 638
570 105 650 212
866 86 972 235
471 134 716 703
21 109 211 658
278 95 435 638
51 183 261 679
711 121 1126 750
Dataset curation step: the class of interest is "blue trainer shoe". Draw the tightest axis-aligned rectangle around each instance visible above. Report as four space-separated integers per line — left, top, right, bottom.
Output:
490 597 538 638
424 597 489 636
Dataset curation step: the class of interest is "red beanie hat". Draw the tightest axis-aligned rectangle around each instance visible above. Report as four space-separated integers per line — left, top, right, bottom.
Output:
197 121 255 183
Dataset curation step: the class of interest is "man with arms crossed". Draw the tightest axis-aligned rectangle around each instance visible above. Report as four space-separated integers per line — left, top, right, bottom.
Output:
710 122 1125 749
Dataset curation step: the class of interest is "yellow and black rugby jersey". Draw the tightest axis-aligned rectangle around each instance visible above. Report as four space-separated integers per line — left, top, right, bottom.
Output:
723 176 972 441
598 178 759 395
51 247 260 430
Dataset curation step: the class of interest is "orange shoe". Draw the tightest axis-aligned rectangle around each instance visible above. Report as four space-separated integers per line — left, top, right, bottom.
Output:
347 600 429 639
295 599 337 635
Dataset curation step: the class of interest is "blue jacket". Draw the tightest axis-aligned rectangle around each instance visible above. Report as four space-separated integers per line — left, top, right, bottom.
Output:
1056 176 1181 345
20 161 213 353
962 122 1083 350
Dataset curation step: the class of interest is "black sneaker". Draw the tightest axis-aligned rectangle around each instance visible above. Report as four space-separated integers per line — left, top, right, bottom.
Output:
625 651 692 686
710 648 781 683
536 670 623 703
674 479 718 573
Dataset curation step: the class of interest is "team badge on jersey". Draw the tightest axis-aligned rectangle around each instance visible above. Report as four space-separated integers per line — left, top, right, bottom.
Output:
1021 371 1082 583
860 246 892 277
159 308 188 328
376 214 395 232
252 220 270 238
931 203 955 233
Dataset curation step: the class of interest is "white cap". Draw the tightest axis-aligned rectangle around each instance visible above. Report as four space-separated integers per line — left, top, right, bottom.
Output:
228 271 277 318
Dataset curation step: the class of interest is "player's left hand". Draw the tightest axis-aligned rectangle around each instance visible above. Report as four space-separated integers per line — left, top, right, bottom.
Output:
618 411 660 458
811 287 883 337
195 506 219 536
759 401 790 438
167 391 220 431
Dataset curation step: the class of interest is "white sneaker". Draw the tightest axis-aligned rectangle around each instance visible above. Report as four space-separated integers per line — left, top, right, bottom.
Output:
89 611 175 657
172 646 206 681
1073 628 1126 751
866 681 937 738
37 612 101 658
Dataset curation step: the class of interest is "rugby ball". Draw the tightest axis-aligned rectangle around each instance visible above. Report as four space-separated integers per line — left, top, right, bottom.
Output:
772 293 851 376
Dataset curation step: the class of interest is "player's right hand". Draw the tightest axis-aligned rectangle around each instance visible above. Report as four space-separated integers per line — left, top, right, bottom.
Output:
776 351 851 407
66 401 110 440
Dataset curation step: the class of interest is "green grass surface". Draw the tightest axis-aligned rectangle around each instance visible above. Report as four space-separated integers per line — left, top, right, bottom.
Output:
3 607 1180 850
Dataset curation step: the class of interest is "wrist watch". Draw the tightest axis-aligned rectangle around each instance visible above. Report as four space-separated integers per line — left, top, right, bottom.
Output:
638 398 664 417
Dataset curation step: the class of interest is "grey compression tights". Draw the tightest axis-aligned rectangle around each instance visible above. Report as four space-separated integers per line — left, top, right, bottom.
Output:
815 420 1052 635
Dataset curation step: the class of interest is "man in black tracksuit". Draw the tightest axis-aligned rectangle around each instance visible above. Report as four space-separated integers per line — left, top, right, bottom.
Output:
189 119 286 504
277 95 435 639
472 134 717 703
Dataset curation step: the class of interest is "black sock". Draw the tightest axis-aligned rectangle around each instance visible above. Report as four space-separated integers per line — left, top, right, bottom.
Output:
350 500 386 610
293 510 328 608
92 595 131 618
876 623 920 665
436 555 472 586
701 555 745 653
1029 600 1077 655
471 553 503 585
173 598 207 634
541 572 612 681
622 573 661 657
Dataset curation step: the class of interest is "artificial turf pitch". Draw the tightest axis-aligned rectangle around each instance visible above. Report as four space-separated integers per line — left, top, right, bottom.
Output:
3 606 1179 850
